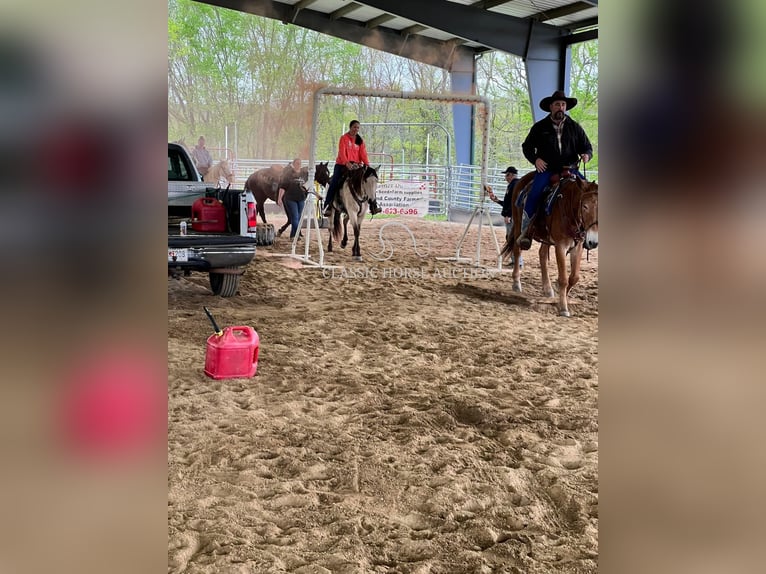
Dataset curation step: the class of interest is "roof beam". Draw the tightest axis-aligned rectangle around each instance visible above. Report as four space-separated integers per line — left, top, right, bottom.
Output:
290 0 319 23
329 2 363 21
293 0 319 9
530 2 595 23
355 0 565 56
567 16 598 31
365 14 396 29
400 24 427 36
561 28 598 45
470 0 512 9
197 0 475 71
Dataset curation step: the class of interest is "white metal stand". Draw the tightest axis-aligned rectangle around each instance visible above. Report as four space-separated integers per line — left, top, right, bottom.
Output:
270 186 339 269
437 190 504 271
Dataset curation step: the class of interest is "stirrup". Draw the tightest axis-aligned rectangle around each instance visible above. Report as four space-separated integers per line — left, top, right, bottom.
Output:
369 200 382 215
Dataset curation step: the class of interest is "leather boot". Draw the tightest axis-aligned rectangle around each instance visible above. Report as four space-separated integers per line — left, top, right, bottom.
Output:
517 212 534 250
369 199 382 215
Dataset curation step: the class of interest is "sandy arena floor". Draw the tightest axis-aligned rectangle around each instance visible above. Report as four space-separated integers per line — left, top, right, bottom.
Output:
168 217 598 573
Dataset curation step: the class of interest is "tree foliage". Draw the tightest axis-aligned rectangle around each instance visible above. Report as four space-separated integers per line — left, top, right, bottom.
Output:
168 0 598 169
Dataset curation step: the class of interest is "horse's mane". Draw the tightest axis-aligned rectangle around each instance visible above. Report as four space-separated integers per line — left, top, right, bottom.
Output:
344 166 366 196
364 165 378 179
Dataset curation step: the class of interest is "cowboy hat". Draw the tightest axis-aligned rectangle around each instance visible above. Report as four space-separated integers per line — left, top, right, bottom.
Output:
501 166 518 175
539 90 577 111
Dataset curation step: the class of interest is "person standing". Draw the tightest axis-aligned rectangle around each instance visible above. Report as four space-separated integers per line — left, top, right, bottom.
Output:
277 157 302 207
488 166 519 239
279 164 308 239
518 90 593 250
323 120 381 216
191 136 213 178
488 166 523 267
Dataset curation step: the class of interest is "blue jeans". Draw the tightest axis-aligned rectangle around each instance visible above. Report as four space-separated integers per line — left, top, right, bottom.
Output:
284 199 305 238
524 169 585 217
324 164 345 209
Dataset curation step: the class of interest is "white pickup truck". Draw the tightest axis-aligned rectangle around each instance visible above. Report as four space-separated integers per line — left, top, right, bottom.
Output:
168 142 258 297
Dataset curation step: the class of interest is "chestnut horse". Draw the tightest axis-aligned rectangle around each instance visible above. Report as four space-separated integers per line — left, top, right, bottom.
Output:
327 165 379 260
502 171 598 317
203 159 235 187
244 162 330 228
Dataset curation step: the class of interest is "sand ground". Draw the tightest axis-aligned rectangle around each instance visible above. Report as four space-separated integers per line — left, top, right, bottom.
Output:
168 217 598 573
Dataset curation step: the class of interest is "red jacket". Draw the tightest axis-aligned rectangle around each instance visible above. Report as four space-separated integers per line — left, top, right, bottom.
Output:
335 132 369 166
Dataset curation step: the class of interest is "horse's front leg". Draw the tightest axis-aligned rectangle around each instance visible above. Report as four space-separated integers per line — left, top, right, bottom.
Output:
567 243 584 297
539 244 554 298
352 223 362 260
277 204 290 236
256 200 268 225
554 242 571 317
511 241 522 292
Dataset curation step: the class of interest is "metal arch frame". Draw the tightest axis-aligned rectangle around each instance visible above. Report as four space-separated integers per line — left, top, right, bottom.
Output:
273 86 501 269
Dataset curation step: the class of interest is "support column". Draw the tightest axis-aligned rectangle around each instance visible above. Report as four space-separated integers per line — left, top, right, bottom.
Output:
449 49 476 166
524 23 572 121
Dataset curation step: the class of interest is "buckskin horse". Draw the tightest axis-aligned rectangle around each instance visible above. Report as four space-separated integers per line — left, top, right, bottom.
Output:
244 162 331 228
326 165 379 260
502 168 598 317
203 159 236 187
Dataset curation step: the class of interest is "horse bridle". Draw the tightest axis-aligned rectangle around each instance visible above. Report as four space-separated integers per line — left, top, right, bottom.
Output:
575 187 598 259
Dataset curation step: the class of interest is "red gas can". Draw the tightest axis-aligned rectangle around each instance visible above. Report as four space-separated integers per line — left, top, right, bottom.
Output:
191 197 227 232
204 326 260 379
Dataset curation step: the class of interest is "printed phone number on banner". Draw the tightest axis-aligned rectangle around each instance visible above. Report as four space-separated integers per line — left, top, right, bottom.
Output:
383 207 420 215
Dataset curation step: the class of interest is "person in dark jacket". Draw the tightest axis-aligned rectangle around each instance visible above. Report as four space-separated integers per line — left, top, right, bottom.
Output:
488 166 519 237
279 164 308 239
518 90 593 249
488 166 523 267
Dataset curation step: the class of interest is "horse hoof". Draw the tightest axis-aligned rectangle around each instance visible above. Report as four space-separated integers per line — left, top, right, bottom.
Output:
353 256 363 262
559 309 571 317
544 289 554 298
512 283 522 293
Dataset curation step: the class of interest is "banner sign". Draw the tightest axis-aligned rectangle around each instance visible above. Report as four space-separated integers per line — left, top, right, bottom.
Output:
376 180 430 217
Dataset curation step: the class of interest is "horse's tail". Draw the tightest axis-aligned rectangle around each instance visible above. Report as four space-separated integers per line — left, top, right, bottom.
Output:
331 209 343 242
500 234 514 258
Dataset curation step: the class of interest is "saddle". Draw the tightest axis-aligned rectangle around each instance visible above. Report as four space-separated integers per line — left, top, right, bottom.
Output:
515 166 582 239
516 166 581 216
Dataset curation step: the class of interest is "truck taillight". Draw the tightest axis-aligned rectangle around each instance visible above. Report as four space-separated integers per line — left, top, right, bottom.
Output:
246 201 257 231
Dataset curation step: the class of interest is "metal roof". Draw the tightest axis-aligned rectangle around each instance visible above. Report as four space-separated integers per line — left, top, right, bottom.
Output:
200 0 598 58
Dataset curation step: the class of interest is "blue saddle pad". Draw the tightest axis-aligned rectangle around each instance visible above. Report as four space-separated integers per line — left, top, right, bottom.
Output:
544 186 560 216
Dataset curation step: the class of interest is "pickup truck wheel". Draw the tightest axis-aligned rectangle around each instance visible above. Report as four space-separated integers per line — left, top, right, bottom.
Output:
209 268 241 297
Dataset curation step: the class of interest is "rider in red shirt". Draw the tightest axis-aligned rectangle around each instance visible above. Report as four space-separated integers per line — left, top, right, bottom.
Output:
323 120 381 216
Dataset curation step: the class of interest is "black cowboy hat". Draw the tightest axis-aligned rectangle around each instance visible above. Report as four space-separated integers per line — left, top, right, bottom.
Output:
539 90 577 111
502 166 518 175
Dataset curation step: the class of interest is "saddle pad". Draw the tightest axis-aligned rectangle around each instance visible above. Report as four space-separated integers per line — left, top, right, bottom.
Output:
545 186 561 216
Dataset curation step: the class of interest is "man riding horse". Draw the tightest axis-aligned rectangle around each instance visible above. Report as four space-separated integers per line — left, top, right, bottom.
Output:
517 90 594 250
